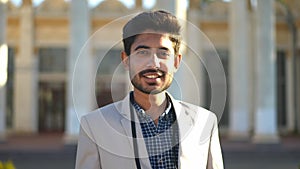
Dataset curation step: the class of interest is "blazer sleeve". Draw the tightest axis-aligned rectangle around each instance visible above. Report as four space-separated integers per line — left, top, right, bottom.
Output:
75 116 102 169
207 114 224 169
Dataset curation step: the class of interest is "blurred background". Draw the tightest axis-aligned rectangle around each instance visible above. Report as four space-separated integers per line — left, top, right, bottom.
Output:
0 0 300 168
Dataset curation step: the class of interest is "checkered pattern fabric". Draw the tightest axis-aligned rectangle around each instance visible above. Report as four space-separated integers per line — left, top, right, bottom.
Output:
131 93 179 169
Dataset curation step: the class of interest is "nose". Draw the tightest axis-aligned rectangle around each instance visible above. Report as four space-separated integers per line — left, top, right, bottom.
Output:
147 53 160 68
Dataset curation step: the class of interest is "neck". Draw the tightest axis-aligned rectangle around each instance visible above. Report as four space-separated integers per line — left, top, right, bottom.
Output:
133 89 167 116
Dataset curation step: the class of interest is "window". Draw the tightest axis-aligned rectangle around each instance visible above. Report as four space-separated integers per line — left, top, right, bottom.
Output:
38 47 67 132
96 48 127 107
6 47 15 129
39 48 67 73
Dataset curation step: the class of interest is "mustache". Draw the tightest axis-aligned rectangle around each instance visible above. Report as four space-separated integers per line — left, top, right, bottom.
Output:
138 69 166 76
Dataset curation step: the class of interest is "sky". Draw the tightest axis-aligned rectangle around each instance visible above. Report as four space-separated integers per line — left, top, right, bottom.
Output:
9 0 156 9
8 0 236 10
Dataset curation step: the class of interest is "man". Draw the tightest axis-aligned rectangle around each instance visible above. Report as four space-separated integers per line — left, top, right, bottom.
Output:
76 10 223 169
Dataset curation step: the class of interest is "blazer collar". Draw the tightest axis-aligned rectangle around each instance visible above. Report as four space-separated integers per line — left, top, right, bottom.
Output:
120 91 195 140
119 91 195 167
120 91 183 118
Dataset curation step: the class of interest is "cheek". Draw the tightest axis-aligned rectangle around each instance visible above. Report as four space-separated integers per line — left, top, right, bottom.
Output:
163 60 177 72
129 59 144 74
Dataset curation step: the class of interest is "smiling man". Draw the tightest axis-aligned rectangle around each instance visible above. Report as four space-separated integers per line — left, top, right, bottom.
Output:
75 10 224 169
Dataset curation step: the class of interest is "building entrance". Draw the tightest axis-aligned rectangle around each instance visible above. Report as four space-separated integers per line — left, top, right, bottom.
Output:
38 82 65 132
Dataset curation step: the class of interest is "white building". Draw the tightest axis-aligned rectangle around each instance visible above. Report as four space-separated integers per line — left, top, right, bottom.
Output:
0 0 300 144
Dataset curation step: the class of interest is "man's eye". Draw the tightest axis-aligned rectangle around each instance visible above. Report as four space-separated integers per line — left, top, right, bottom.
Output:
158 51 170 58
137 50 150 56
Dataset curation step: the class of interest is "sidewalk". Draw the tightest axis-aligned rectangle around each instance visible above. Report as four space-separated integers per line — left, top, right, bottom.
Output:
221 135 300 152
0 133 76 169
221 135 300 169
1 133 300 152
0 133 66 152
0 133 300 169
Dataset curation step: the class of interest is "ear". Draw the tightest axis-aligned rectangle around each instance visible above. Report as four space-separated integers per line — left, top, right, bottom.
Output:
174 54 182 71
121 51 129 70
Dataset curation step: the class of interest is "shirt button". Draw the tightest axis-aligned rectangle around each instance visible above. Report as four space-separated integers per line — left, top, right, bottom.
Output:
158 158 163 164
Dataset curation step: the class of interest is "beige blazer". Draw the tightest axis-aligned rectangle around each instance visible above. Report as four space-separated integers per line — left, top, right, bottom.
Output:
75 93 224 169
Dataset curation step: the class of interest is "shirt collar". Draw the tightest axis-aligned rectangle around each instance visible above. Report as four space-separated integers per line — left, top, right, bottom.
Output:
130 92 172 118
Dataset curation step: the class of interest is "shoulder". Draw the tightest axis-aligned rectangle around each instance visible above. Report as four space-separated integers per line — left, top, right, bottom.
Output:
176 100 218 121
81 100 124 123
167 92 217 120
79 100 127 138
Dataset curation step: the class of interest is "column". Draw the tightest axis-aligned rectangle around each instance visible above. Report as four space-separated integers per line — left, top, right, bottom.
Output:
0 0 7 141
185 5 205 106
135 0 142 9
253 0 279 143
296 51 300 133
13 0 38 133
286 54 295 132
155 0 187 21
65 0 93 144
286 22 297 132
228 0 250 140
248 7 256 137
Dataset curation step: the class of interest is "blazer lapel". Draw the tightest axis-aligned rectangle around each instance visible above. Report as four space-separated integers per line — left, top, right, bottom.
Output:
120 93 152 169
168 93 195 143
169 94 195 168
120 118 133 150
120 94 134 150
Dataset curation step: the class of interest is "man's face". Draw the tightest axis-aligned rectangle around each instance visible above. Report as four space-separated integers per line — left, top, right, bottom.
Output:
122 33 182 95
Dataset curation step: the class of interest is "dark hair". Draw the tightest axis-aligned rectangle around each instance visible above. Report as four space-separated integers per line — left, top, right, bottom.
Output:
122 10 182 56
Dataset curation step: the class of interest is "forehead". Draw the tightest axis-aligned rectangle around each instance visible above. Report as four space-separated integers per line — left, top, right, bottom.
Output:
131 33 173 50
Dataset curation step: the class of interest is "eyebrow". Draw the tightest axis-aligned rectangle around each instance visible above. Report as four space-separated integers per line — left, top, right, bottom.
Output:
134 45 150 51
134 45 170 51
158 47 170 51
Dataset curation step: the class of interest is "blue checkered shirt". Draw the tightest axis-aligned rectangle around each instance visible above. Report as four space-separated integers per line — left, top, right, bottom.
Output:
130 94 179 169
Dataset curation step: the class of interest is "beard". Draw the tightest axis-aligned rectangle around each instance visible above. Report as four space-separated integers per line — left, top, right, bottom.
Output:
129 68 173 95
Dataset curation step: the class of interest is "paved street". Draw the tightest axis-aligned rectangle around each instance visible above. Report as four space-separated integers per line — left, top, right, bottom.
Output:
0 133 300 169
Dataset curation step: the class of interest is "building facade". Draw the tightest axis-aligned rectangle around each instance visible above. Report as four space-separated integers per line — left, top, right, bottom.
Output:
0 0 300 143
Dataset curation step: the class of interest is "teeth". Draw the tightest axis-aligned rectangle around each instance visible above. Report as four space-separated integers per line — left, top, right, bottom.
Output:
142 71 164 79
145 75 159 79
